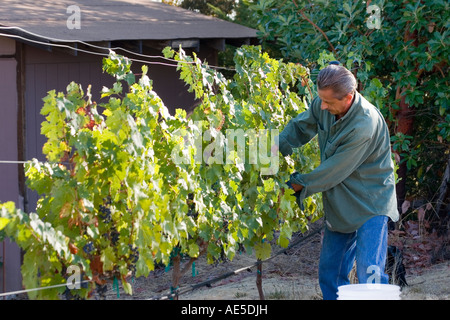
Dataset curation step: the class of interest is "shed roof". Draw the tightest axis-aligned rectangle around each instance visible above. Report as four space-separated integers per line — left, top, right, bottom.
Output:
0 0 257 43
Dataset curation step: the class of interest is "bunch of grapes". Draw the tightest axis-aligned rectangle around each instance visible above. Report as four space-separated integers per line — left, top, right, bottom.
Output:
63 287 83 300
98 196 113 223
222 219 229 233
110 228 120 246
128 245 139 274
95 283 108 300
99 205 111 223
187 193 198 220
62 268 89 300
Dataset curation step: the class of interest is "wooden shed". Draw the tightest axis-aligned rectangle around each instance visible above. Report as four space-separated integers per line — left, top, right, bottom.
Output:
0 0 256 296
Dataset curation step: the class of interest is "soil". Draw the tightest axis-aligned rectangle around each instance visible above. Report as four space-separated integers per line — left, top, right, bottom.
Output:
104 219 450 301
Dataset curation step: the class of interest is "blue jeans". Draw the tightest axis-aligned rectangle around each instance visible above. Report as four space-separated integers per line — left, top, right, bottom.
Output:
318 215 389 300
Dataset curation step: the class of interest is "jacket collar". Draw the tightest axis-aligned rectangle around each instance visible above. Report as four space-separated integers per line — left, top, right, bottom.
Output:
335 91 361 123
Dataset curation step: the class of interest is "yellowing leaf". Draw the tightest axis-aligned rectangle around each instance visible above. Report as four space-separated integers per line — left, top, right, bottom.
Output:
188 243 200 258
0 217 9 231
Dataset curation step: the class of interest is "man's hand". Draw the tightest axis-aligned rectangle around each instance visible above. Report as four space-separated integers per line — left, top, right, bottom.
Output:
291 183 303 192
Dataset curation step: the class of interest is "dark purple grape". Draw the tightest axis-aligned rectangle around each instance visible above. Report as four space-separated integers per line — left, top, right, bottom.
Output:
83 242 94 254
99 205 111 223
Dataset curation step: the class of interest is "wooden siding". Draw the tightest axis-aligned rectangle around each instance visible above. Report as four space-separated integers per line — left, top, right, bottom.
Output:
24 46 115 211
0 52 22 293
23 44 204 211
0 59 19 203
0 40 213 294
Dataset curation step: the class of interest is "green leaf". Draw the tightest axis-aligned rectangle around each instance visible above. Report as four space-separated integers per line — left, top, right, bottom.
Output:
188 242 200 258
254 241 272 260
122 280 133 295
101 246 116 271
162 46 175 59
278 235 289 248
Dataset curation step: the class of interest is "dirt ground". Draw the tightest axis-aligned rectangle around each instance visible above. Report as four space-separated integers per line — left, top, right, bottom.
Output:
104 219 450 301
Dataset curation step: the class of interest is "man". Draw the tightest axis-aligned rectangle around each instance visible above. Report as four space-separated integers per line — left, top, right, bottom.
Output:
276 63 399 300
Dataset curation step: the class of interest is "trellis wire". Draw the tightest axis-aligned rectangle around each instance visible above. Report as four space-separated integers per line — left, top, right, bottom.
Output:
0 26 235 71
0 280 92 298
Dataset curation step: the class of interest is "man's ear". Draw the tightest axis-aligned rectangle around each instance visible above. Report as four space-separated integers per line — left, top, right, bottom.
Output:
345 92 354 105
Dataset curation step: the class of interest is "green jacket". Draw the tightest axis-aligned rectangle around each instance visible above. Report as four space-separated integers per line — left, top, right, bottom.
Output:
279 92 399 233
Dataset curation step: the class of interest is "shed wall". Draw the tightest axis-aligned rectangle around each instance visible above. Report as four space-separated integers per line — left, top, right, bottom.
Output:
0 41 23 293
0 39 214 294
24 44 200 211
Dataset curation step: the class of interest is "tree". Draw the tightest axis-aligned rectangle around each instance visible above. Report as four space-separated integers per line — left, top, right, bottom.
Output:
252 0 449 222
179 0 235 17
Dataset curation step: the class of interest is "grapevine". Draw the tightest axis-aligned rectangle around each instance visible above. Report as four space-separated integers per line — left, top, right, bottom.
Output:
0 45 322 299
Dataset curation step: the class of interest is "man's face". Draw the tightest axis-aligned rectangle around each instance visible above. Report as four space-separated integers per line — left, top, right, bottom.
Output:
318 88 354 119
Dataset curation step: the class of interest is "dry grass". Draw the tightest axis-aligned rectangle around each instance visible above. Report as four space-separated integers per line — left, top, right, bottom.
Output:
102 219 449 300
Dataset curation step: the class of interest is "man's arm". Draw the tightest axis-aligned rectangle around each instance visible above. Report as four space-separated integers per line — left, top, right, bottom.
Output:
277 98 320 156
275 99 321 193
291 129 372 200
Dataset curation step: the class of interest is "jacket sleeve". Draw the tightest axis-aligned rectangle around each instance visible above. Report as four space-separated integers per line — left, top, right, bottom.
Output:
278 98 320 156
291 128 373 202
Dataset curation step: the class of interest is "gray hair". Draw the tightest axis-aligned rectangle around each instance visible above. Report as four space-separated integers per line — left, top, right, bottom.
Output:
317 65 357 100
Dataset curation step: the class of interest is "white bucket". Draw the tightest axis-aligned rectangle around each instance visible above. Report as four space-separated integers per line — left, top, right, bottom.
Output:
337 284 401 300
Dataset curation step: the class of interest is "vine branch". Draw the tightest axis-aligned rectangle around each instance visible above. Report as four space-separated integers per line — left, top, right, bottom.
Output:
292 0 337 55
